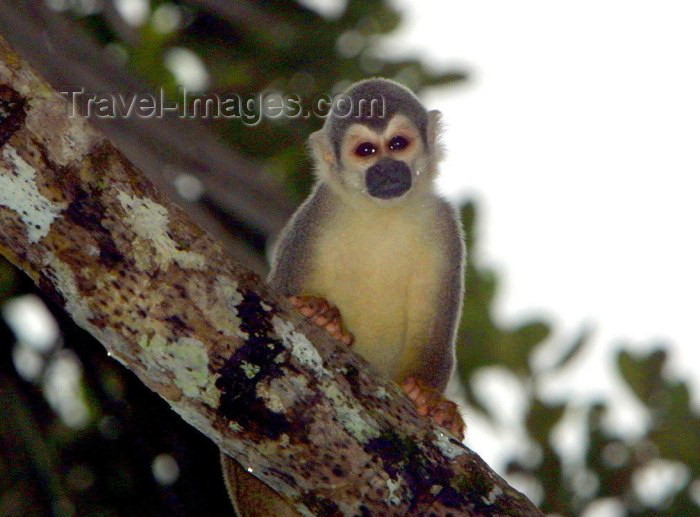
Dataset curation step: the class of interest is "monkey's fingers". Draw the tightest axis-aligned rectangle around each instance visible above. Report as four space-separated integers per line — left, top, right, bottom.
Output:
312 304 338 327
289 295 327 318
450 416 466 438
325 318 340 334
416 391 441 417
401 377 465 439
402 377 439 415
401 377 422 401
288 295 355 347
339 330 355 347
288 295 307 309
402 377 433 401
323 317 348 342
430 400 465 440
321 311 355 347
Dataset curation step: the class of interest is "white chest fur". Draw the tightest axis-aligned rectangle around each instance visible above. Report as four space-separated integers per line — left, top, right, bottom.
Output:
303 200 445 381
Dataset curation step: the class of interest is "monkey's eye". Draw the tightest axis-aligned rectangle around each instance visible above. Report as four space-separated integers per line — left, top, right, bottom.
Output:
354 142 377 158
388 136 409 151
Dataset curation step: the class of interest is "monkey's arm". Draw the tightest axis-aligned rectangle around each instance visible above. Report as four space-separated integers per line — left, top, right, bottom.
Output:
267 184 332 295
401 200 465 431
268 186 354 342
416 199 465 392
400 200 465 436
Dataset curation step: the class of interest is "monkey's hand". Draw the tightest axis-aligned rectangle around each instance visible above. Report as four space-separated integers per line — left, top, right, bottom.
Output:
401 377 465 440
289 295 355 347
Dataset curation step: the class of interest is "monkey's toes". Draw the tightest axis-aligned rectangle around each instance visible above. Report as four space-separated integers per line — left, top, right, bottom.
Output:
289 295 328 318
431 400 465 439
288 295 355 347
312 304 338 327
401 377 465 439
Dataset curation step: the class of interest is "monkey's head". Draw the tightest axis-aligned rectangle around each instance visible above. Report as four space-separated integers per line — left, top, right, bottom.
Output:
309 78 443 204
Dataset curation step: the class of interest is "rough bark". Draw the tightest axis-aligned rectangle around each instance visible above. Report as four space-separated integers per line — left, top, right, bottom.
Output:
0 0 296 274
0 35 543 516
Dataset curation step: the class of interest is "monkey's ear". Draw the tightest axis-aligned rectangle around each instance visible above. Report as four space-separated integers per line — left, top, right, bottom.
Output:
427 110 443 148
308 130 336 169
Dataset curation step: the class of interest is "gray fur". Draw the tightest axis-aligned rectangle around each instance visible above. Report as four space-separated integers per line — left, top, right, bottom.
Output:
325 78 429 159
405 198 465 392
267 184 335 294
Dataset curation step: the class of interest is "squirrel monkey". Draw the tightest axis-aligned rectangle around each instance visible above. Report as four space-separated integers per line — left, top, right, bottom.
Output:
221 78 466 516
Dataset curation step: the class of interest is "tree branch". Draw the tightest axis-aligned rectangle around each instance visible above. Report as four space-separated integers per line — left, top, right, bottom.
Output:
0 0 296 273
0 34 542 516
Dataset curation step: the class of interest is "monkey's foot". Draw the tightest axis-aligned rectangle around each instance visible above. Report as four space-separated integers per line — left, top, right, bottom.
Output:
289 295 354 347
401 377 465 439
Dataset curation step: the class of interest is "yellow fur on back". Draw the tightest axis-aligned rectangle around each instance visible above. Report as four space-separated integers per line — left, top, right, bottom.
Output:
303 197 445 382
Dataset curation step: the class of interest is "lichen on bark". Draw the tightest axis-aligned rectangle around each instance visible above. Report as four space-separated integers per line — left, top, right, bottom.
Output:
0 34 543 516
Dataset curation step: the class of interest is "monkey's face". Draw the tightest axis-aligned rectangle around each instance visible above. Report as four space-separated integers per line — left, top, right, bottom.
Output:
337 114 434 202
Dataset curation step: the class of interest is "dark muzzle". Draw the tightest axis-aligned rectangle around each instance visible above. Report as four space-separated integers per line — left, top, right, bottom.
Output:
365 159 412 199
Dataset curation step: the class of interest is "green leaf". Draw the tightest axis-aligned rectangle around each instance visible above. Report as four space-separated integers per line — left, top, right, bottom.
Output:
526 398 566 442
548 325 592 372
617 349 667 405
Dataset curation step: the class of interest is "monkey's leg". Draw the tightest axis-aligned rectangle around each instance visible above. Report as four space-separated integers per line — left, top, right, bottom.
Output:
401 377 465 439
220 454 300 517
289 295 354 346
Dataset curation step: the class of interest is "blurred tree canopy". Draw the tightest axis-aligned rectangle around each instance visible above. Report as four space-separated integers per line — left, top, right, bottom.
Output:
0 1 698 516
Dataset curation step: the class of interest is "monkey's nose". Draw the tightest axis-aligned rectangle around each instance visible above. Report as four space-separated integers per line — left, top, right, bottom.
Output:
365 159 412 199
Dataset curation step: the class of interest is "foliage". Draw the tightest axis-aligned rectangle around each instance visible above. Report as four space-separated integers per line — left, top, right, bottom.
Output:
458 202 700 516
77 0 466 200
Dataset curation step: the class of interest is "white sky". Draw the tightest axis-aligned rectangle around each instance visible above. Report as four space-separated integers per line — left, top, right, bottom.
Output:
381 1 700 401
376 0 700 495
